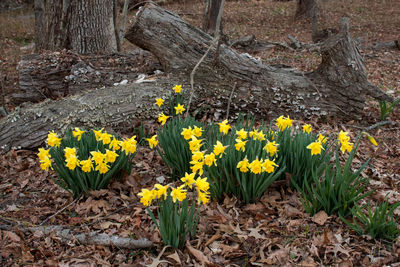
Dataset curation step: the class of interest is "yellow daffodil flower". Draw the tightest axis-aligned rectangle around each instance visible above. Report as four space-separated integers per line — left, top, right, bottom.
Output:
192 151 205 162
237 157 250 173
302 124 312 134
146 135 158 149
158 112 169 125
197 190 210 205
64 147 77 159
317 134 328 144
99 132 112 145
65 154 80 170
213 141 228 158
90 151 105 165
105 149 118 163
174 103 185 115
204 153 217 167
72 127 85 141
236 128 248 140
155 98 164 107
181 127 193 140
171 185 187 203
80 158 94 173
276 115 293 131
181 172 196 189
249 129 259 140
218 119 231 135
47 131 62 147
262 159 278 173
249 158 262 174
193 126 203 137
307 141 324 155
95 161 109 174
263 141 278 157
340 141 353 154
37 148 50 161
120 136 137 155
189 137 203 152
109 138 121 151
40 156 52 171
195 177 210 192
93 128 104 141
173 84 182 94
154 184 168 199
190 160 204 175
138 188 156 206
235 139 247 152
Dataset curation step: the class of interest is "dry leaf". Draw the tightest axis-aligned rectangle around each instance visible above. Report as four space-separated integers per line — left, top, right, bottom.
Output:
4 231 21 242
186 240 211 266
312 211 329 226
167 251 181 265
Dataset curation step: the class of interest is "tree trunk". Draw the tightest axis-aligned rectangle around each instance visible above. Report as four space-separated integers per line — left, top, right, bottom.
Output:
0 5 390 150
34 0 117 54
203 0 224 36
125 4 388 117
295 0 317 19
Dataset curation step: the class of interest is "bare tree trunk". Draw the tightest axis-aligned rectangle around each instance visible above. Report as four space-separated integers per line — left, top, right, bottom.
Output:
203 0 224 36
295 0 317 19
34 0 117 54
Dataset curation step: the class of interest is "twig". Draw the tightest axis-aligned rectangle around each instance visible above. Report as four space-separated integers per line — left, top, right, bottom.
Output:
185 0 225 116
344 120 393 131
225 82 237 120
40 197 80 226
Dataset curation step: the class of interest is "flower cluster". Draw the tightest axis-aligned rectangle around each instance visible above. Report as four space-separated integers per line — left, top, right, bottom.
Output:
155 84 186 125
37 128 136 197
276 115 293 131
338 130 353 154
237 157 278 174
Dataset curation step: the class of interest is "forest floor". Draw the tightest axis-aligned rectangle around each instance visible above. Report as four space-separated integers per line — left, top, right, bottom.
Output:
0 0 399 266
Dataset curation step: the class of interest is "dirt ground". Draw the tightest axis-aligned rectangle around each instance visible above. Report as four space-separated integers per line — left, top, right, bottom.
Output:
0 0 399 266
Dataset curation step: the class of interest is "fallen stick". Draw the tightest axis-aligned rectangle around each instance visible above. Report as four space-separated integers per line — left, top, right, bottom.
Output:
0 224 152 249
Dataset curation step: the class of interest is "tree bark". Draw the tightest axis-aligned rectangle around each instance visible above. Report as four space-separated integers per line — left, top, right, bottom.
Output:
34 0 117 54
125 4 388 117
203 0 224 36
295 0 317 19
0 5 390 150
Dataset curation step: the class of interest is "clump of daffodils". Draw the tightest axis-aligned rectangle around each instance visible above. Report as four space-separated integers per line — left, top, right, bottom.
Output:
37 128 136 198
138 173 210 248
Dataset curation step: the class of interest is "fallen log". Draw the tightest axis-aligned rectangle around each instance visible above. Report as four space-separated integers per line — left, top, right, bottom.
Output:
0 4 391 150
0 224 152 249
125 4 389 118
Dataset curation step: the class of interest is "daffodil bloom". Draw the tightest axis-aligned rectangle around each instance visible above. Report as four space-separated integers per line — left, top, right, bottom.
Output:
146 135 158 149
95 161 109 174
72 127 85 141
154 184 168 199
181 172 196 188
302 124 312 134
155 98 164 107
91 151 105 165
171 185 187 203
365 134 378 146
40 156 52 171
263 141 278 157
235 128 248 140
307 141 324 155
158 112 169 125
120 136 137 155
213 141 228 158
262 159 278 173
47 131 62 147
64 147 77 159
195 177 210 192
189 137 203 152
340 141 353 154
257 131 266 141
235 139 247 152
193 126 203 137
237 157 250 173
249 129 259 140
190 160 204 175
181 127 193 140
174 103 185 115
173 84 182 93
138 188 156 206
197 190 210 205
204 153 217 167
267 130 277 140
317 134 328 144
192 151 205 162
249 158 262 174
218 120 231 135
80 158 94 173
99 132 112 145
338 130 350 144
93 128 104 141
65 154 80 170
109 138 121 151
37 148 50 161
276 115 293 131
105 149 118 163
